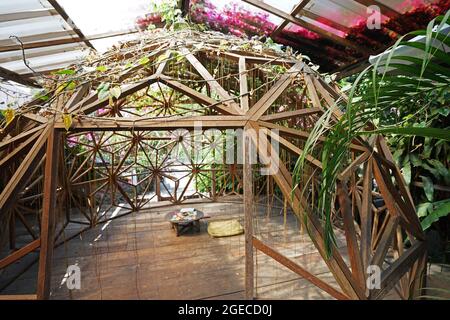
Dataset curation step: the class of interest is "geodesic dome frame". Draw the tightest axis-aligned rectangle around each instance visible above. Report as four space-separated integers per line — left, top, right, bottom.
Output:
0 29 426 300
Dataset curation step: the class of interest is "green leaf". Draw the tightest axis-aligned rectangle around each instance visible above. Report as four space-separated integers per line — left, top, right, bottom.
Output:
421 175 434 202
359 127 450 141
421 162 440 179
63 113 73 131
427 159 450 185
110 86 121 99
54 69 76 75
55 83 68 94
97 82 110 100
98 90 109 101
3 108 15 125
97 82 109 91
139 56 150 65
392 148 404 163
402 163 411 185
123 62 133 70
66 81 76 91
436 107 450 117
38 95 49 101
421 199 450 231
96 66 108 72
409 154 422 167
417 202 432 218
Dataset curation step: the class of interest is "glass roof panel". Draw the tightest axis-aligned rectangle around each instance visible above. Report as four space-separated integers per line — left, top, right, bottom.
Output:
4 49 86 74
57 0 150 36
0 16 74 40
378 0 439 14
0 0 51 14
299 15 346 37
304 0 379 28
0 43 85 64
1 0 446 87
0 0 88 77
262 0 299 15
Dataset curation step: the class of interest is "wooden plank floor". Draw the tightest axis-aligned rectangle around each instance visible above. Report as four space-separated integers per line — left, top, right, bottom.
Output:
47 197 350 300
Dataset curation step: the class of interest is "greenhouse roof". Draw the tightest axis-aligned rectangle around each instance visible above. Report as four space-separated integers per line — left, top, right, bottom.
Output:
0 0 447 90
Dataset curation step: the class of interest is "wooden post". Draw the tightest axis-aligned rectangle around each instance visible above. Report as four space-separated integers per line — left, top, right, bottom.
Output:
244 130 254 300
155 175 161 201
239 57 249 112
37 127 61 300
211 166 217 200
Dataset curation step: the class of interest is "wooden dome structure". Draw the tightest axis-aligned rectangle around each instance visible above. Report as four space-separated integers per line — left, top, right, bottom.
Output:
0 29 426 300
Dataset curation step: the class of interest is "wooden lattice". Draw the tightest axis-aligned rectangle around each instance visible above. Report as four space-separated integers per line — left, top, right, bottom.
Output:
0 29 426 300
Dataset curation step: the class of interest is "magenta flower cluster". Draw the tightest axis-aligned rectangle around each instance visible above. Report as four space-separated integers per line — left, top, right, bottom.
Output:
135 0 320 40
189 0 275 37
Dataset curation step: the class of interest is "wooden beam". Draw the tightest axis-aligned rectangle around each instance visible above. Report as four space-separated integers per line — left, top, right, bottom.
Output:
47 0 95 50
309 75 344 118
0 124 46 152
0 239 40 269
0 294 37 300
65 83 91 110
265 128 322 170
244 128 254 299
159 76 239 115
0 129 42 168
37 126 61 300
360 159 374 272
253 237 349 300
371 215 399 269
22 113 49 124
221 52 296 65
0 31 78 48
180 47 243 115
372 158 424 241
272 0 313 38
249 122 366 299
377 137 420 226
0 29 140 53
0 9 58 23
247 62 304 120
0 125 50 215
371 241 426 299
239 57 249 112
73 75 158 115
0 66 40 88
259 121 367 152
337 181 365 289
56 116 248 131
339 151 371 181
260 107 321 122
408 249 427 299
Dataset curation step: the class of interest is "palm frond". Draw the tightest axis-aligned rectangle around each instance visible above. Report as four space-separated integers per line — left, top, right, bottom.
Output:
293 11 450 256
